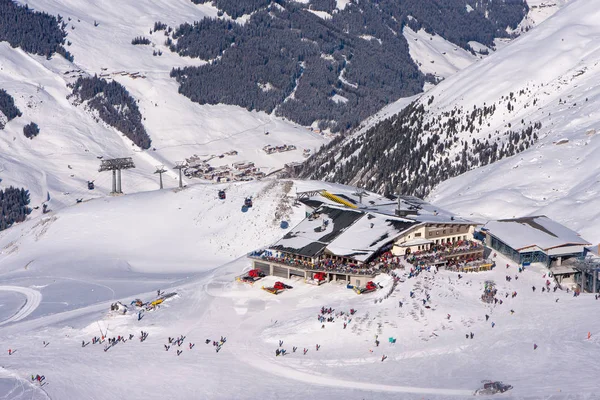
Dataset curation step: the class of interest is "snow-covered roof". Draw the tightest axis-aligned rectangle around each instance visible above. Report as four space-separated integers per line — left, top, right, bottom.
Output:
550 265 577 275
270 205 364 257
325 212 416 262
298 189 475 225
483 216 590 251
270 203 417 261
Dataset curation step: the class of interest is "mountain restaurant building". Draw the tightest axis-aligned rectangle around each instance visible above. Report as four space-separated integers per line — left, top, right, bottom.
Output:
482 216 590 267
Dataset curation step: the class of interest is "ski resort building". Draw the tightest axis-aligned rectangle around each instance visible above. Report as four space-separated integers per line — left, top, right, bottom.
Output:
249 189 483 285
481 216 591 267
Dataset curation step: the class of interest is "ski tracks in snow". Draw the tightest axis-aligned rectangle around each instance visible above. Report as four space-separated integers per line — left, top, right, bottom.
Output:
0 286 42 326
232 347 473 397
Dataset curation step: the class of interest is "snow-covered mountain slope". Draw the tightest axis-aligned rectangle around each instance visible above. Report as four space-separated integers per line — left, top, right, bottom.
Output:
403 27 481 81
302 0 600 244
0 0 326 213
424 0 600 244
0 180 599 399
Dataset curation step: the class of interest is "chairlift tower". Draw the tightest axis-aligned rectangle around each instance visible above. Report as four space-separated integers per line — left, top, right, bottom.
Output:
572 255 600 293
99 157 135 194
154 165 167 189
173 161 185 189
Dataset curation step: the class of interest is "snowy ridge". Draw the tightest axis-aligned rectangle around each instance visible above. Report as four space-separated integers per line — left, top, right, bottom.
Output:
426 0 600 244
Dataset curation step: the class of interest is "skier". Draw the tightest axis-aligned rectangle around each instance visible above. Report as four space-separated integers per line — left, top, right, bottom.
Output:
485 314 489 321
303 348 308 355
532 286 536 292
466 334 469 339
398 301 403 308
275 349 280 356
293 346 297 353
533 344 538 350
447 314 451 320
470 332 474 339
8 349 12 355
491 322 495 328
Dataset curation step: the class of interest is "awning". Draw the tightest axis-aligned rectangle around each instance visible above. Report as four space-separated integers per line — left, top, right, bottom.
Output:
550 265 577 275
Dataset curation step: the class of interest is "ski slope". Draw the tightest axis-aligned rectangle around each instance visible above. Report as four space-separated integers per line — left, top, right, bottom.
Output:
0 180 598 399
0 0 326 214
425 0 600 245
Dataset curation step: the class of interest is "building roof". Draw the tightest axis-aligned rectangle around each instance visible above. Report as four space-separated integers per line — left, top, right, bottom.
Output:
270 205 364 258
270 204 417 262
550 265 578 275
483 216 590 251
325 212 417 262
298 192 475 225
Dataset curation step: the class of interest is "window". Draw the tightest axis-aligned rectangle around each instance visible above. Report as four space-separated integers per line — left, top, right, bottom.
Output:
415 232 422 237
443 230 447 234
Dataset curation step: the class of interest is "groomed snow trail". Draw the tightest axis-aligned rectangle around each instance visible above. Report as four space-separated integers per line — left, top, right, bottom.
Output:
232 347 474 396
0 286 42 326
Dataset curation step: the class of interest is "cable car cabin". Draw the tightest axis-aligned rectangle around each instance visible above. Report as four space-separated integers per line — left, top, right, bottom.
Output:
218 190 226 200
244 197 253 208
87 181 95 190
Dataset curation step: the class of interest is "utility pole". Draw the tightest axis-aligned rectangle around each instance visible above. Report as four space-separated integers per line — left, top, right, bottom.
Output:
99 158 135 195
173 161 185 189
154 165 167 189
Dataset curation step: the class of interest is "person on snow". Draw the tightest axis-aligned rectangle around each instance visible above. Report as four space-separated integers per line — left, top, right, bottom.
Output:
447 314 451 320
466 334 469 339
470 332 474 339
510 309 515 315
343 322 347 329
293 347 297 353
491 322 495 328
485 314 489 321
275 349 280 356
398 301 403 308
532 286 536 292
533 344 538 350
304 348 308 355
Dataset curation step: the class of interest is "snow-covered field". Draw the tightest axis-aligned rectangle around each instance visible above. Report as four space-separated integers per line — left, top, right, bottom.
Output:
0 0 326 213
0 180 599 399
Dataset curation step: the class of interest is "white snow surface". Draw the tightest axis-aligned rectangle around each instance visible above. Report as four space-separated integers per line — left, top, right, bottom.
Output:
0 0 326 214
1 180 599 399
403 27 480 79
418 0 600 246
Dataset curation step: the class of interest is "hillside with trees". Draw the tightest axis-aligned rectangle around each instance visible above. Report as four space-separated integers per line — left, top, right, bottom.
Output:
171 0 527 132
70 76 151 149
0 186 31 232
0 89 22 129
0 0 73 61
